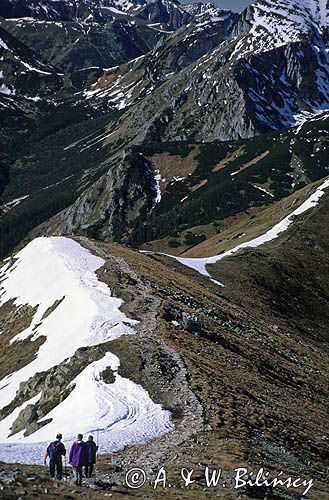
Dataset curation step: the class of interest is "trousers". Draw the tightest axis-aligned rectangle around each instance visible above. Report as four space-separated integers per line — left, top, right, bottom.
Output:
73 466 83 485
85 463 94 477
49 459 63 480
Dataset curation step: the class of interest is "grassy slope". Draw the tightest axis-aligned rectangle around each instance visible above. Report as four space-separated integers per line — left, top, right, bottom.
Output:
134 113 329 250
1 195 329 497
1 110 328 259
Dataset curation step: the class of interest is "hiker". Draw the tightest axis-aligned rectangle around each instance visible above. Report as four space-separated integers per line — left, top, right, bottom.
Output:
69 433 88 486
85 435 99 478
44 433 66 480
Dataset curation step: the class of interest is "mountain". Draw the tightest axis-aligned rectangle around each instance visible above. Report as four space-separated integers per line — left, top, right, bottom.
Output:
0 0 220 28
1 0 329 258
1 0 188 23
0 10 165 76
232 0 329 57
33 111 329 248
0 0 208 97
86 0 329 146
0 237 174 454
1 0 148 21
0 26 62 97
1 1 329 496
1 192 329 497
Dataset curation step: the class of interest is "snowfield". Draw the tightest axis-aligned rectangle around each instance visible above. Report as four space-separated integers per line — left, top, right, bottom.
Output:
172 177 329 285
232 0 329 59
0 237 173 464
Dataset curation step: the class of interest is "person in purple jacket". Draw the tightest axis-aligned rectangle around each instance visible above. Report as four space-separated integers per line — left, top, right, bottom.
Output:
69 433 88 485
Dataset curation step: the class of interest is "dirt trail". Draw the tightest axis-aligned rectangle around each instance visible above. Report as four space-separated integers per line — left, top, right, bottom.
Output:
77 237 204 480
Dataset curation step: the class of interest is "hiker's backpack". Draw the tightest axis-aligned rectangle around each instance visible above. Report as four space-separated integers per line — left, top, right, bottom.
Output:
51 441 62 460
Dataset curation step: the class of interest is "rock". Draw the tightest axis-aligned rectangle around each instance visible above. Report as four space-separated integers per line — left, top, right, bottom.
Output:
54 149 160 242
10 404 37 435
180 312 202 334
100 366 115 384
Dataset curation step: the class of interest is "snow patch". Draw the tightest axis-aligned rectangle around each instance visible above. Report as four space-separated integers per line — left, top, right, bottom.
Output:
0 237 173 462
153 170 162 204
169 177 329 285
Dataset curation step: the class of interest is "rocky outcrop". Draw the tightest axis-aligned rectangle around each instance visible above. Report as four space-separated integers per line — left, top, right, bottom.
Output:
52 149 159 242
0 300 41 381
107 28 329 144
6 346 116 437
136 0 191 30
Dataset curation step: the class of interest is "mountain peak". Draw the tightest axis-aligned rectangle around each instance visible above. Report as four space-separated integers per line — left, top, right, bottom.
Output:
253 0 329 28
231 0 329 59
0 0 184 20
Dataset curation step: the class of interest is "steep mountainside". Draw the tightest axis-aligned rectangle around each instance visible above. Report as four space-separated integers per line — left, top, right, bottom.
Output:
0 0 208 77
88 0 329 145
1 0 221 101
0 17 163 75
1 0 329 258
0 26 62 97
5 109 328 257
231 0 329 57
1 0 190 25
1 185 329 497
1 1 329 497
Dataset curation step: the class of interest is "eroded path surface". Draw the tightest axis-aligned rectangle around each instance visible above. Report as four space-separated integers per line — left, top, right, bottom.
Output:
78 235 329 500
0 227 329 498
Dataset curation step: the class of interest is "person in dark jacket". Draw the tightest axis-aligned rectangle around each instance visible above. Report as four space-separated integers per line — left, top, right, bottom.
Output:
44 433 66 480
69 433 88 485
85 435 99 478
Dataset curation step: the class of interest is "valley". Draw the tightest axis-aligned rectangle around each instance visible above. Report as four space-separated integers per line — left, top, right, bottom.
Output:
0 0 329 498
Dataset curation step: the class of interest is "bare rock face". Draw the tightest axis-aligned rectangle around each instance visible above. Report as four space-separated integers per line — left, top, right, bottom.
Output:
136 0 192 29
10 405 38 436
6 345 116 437
1 0 329 260
53 149 159 241
84 0 329 145
110 26 329 144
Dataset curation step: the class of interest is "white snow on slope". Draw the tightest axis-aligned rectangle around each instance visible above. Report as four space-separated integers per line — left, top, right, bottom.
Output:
21 61 52 75
2 195 29 211
171 177 329 285
232 0 329 59
0 237 173 463
0 354 173 464
0 83 16 95
153 170 162 204
0 38 9 50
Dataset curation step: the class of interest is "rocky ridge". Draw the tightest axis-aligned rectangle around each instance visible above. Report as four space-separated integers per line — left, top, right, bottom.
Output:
2 0 329 260
2 211 329 498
